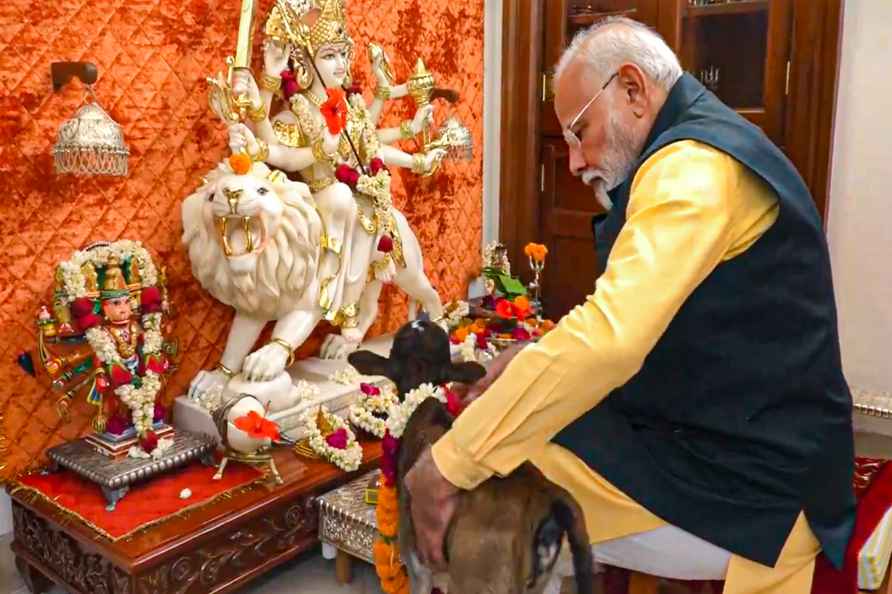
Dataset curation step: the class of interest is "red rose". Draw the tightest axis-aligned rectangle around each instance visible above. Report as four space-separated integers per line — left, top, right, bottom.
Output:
475 331 489 350
369 157 385 175
109 365 133 387
71 297 95 319
360 382 381 396
377 235 393 253
146 355 168 375
495 298 515 319
445 388 464 417
281 69 299 101
140 431 159 454
335 164 359 187
77 313 103 331
325 427 349 450
140 287 162 313
345 83 362 97
106 414 130 435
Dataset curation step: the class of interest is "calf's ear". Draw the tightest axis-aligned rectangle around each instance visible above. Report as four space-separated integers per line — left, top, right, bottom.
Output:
348 350 398 382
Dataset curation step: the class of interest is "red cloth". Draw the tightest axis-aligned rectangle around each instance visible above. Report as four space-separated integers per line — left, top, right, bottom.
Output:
16 458 262 540
811 460 892 594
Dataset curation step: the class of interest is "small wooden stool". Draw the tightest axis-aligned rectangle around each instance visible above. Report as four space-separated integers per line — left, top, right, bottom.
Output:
317 469 385 584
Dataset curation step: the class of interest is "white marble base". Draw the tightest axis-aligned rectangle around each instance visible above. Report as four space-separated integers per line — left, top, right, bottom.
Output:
173 334 394 443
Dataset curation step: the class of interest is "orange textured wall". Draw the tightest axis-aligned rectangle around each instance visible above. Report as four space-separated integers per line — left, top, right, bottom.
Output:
0 0 483 481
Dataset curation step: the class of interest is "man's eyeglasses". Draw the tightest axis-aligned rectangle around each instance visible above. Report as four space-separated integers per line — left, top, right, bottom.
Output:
562 72 618 150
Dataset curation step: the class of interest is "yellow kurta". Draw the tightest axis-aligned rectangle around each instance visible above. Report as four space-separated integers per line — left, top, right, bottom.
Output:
432 140 821 593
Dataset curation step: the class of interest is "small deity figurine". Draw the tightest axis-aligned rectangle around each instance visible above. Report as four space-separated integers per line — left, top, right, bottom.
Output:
32 242 173 456
99 257 143 376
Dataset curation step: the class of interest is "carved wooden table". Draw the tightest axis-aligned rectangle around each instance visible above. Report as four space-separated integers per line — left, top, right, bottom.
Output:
10 440 381 594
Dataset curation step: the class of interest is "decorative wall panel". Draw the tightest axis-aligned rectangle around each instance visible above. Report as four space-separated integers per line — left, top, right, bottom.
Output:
0 0 483 481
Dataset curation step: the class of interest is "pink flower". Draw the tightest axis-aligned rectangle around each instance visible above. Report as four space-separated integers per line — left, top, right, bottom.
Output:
360 382 381 396
153 403 167 423
511 327 531 341
325 427 349 449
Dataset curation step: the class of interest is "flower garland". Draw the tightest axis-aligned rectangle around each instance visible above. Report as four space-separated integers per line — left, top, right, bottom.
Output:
373 383 459 594
57 241 158 305
58 241 169 455
302 406 363 472
348 382 399 438
385 383 446 439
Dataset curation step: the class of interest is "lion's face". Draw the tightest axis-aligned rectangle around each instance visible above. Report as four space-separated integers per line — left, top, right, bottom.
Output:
182 160 322 319
207 172 283 276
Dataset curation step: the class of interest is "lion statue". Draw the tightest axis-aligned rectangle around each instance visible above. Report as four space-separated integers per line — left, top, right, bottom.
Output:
182 157 443 407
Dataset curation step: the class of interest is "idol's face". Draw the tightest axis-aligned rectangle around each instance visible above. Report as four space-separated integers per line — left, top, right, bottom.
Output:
102 296 132 324
314 43 350 88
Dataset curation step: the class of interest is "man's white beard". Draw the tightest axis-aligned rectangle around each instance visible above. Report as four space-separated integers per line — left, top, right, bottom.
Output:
580 113 641 212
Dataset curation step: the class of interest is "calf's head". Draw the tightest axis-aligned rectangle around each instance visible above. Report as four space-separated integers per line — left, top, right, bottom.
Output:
348 320 485 397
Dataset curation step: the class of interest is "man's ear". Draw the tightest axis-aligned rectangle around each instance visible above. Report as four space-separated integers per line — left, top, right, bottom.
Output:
441 361 486 385
347 350 398 382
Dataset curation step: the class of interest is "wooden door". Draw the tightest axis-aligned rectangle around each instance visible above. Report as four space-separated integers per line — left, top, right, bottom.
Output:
538 0 661 320
539 138 604 320
676 0 793 146
541 0 662 136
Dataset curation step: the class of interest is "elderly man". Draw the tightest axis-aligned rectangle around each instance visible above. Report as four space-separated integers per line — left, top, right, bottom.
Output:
404 16 855 594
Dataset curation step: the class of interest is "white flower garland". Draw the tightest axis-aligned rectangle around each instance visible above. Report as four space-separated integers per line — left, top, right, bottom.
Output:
58 241 165 443
348 384 398 438
385 383 447 439
303 406 363 472
57 240 158 305
329 364 361 386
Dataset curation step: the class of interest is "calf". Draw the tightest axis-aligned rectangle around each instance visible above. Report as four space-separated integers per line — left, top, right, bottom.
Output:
348 320 594 594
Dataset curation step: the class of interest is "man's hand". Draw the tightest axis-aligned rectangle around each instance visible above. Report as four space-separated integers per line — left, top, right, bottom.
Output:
404 447 458 572
452 343 525 405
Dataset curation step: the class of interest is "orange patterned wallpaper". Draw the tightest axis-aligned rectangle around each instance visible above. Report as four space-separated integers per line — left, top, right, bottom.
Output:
0 0 484 481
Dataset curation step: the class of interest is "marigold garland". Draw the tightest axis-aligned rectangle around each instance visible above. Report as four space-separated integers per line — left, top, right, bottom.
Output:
373 384 454 594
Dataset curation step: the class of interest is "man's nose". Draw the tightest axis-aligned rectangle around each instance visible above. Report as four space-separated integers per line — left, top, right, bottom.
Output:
568 144 587 177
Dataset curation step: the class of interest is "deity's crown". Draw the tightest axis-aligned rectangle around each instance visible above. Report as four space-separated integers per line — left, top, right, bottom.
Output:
306 0 352 56
100 256 130 300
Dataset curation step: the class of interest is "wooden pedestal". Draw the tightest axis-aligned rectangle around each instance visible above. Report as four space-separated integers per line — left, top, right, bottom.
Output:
10 440 381 594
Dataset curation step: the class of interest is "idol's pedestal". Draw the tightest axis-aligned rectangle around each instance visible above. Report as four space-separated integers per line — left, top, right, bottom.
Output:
173 335 394 444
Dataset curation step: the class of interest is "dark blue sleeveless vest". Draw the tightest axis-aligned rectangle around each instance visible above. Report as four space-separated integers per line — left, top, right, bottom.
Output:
553 74 854 568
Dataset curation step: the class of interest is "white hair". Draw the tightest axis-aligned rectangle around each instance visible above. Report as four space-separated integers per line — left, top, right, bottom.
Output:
555 16 682 92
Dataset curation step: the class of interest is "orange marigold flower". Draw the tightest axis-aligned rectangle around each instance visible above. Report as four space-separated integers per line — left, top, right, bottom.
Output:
512 295 532 320
228 152 252 175
452 326 470 343
524 242 549 263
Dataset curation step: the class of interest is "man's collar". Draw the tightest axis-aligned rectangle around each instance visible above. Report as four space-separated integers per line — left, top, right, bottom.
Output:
640 73 706 154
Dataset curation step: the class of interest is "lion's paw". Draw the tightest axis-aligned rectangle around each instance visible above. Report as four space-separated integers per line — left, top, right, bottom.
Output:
243 344 289 382
320 331 363 360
